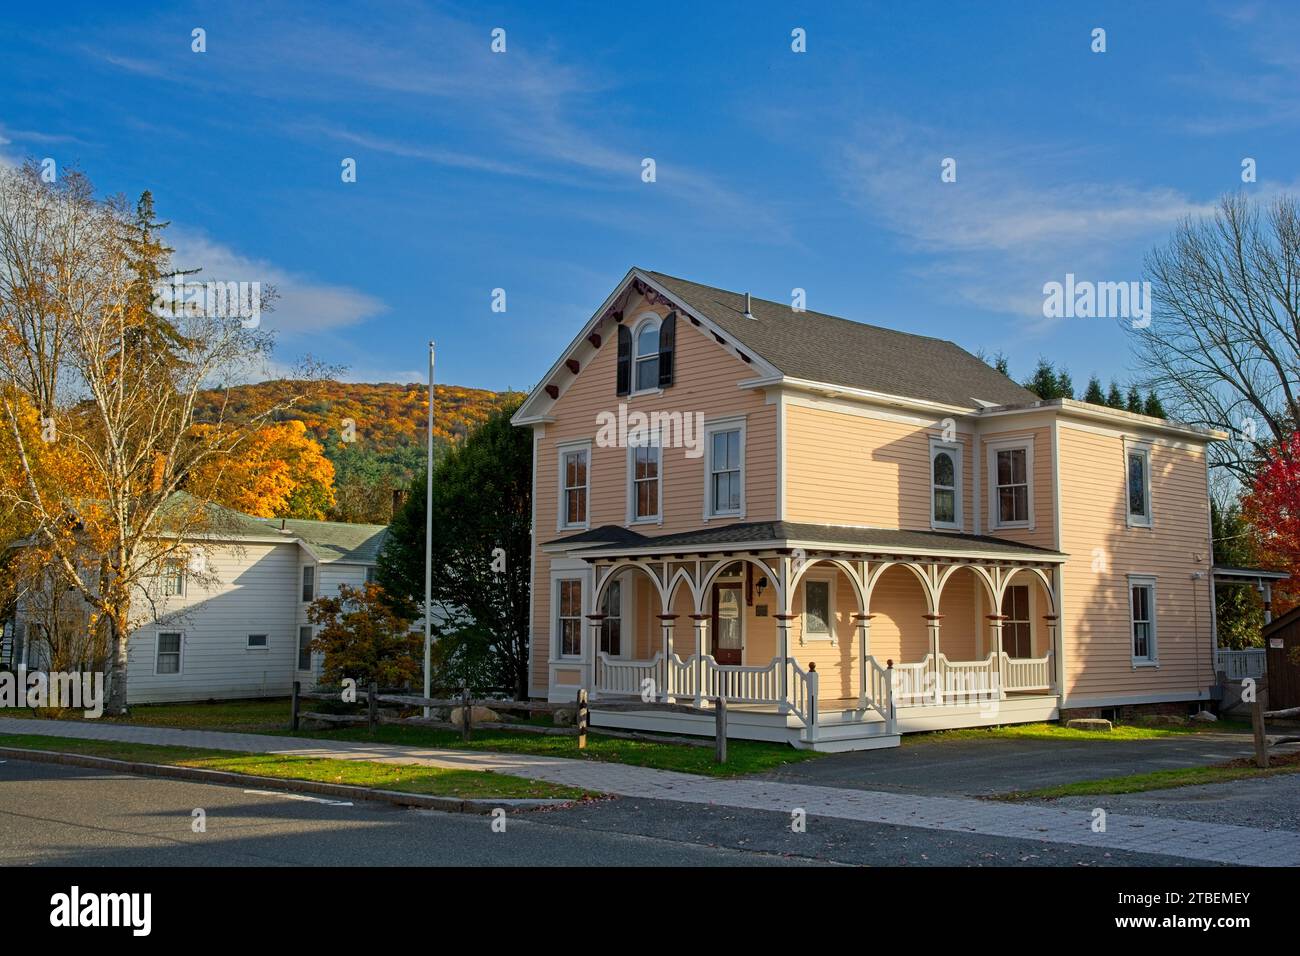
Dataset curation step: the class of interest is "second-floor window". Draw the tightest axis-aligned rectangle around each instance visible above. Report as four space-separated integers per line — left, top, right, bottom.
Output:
1126 444 1152 527
302 566 315 602
930 441 961 529
707 424 743 517
161 560 185 597
630 444 661 522
990 439 1032 528
560 445 589 529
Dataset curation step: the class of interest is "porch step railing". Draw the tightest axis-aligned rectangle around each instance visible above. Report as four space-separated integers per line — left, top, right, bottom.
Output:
1216 648 1266 680
786 657 818 733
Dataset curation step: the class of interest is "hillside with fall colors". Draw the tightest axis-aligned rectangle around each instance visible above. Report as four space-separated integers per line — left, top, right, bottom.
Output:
194 381 522 524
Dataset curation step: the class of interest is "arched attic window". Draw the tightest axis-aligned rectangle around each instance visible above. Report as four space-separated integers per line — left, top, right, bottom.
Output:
634 316 660 391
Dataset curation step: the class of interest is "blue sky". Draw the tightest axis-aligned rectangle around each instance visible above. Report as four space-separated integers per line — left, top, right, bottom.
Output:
2 1 1297 392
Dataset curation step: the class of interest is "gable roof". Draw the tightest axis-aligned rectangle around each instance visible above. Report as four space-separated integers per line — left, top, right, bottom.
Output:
645 271 1037 409
262 518 388 564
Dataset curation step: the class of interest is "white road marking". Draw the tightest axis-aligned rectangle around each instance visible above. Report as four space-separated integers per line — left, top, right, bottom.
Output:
243 789 353 806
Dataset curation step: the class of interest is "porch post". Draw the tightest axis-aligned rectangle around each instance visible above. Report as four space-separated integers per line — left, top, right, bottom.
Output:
657 614 677 701
923 613 943 704
690 613 709 707
774 615 795 714
1043 614 1059 693
854 613 875 709
585 613 607 695
986 614 1007 699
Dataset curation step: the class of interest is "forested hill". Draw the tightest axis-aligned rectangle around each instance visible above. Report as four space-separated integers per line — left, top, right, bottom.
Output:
195 381 522 523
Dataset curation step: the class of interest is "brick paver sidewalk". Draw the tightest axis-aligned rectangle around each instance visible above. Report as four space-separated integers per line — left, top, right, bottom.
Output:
1 716 1293 866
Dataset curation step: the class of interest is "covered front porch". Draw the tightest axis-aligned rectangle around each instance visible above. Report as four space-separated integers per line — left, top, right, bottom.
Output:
552 521 1065 752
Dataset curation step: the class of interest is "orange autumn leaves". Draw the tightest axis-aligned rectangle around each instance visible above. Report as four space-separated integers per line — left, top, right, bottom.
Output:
189 419 336 520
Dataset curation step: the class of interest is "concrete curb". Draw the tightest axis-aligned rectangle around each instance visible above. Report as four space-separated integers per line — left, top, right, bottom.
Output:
0 746 578 813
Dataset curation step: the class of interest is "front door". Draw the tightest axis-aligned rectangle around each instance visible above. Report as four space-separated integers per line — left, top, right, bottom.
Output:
711 583 743 665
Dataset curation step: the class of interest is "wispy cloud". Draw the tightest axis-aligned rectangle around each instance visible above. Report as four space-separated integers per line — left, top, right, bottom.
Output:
169 228 387 336
837 119 1212 319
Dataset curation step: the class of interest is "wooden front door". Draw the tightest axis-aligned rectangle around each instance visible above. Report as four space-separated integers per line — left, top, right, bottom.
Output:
712 583 743 665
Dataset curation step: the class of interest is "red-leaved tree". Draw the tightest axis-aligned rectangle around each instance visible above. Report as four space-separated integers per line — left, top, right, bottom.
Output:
1243 431 1300 614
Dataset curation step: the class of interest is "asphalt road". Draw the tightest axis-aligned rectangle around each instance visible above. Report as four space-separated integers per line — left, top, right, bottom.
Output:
0 758 1205 867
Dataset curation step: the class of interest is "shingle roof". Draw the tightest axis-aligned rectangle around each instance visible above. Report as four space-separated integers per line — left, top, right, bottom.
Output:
646 270 1038 409
263 518 388 563
546 520 1064 561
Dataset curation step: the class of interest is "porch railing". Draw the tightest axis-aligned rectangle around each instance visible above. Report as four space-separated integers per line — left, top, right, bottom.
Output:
786 658 818 732
595 652 665 698
1000 650 1053 693
1216 648 1266 680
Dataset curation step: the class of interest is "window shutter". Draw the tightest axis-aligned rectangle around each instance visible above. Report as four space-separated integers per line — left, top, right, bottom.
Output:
616 324 631 396
658 311 676 387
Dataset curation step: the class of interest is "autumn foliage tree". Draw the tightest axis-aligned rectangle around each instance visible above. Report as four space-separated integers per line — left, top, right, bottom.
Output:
1242 431 1300 613
307 582 422 688
189 419 336 519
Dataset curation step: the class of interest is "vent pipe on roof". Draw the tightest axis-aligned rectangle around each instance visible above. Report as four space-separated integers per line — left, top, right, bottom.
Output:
744 292 755 320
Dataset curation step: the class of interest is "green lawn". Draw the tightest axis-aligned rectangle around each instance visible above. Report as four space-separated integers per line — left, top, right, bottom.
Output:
997 751 1300 800
11 697 819 777
0 733 589 800
911 720 1251 745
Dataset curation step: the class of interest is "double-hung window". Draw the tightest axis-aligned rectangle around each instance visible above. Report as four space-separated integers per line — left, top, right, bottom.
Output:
161 560 185 597
930 440 961 529
559 444 590 529
706 422 744 518
1130 577 1157 666
634 320 660 392
630 444 661 522
1126 442 1152 527
302 566 315 603
155 632 182 674
298 626 314 670
556 579 583 658
988 438 1033 529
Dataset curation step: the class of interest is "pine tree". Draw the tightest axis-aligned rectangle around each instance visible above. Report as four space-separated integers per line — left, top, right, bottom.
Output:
1024 359 1060 399
1143 391 1166 418
1083 376 1106 405
1106 381 1125 409
1126 386 1143 414
1055 369 1075 400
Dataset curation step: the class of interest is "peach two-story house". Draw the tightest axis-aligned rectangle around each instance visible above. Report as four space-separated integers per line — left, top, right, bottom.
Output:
511 268 1226 751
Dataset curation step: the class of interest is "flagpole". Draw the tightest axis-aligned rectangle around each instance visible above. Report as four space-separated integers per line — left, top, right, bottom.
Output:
424 340 435 718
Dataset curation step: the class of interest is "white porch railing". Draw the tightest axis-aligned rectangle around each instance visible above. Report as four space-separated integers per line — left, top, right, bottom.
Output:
1000 650 1053 693
1216 648 1266 680
882 651 1055 704
595 652 665 697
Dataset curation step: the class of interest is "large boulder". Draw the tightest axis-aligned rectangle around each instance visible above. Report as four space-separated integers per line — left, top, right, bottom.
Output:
449 705 501 727
1191 710 1218 723
552 708 575 727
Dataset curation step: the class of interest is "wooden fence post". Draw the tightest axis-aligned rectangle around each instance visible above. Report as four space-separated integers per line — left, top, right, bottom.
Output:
1252 697 1269 769
368 681 378 734
577 688 589 750
291 680 300 732
715 695 727 764
462 686 472 742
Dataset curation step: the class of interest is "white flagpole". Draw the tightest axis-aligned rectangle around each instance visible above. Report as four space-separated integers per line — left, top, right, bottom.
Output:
424 340 436 718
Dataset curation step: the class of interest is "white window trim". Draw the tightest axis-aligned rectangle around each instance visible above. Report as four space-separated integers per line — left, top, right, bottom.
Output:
986 435 1035 531
631 313 662 396
551 573 586 661
161 559 186 598
154 630 184 677
929 437 963 531
626 442 664 525
247 633 269 651
800 572 836 645
703 417 747 520
556 439 592 532
1124 439 1153 529
302 565 316 603
1128 574 1159 668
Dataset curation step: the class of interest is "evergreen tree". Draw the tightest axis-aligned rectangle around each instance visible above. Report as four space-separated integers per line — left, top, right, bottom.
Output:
1125 386 1144 414
1142 391 1166 418
1106 381 1126 409
1024 358 1061 399
1055 369 1075 400
1083 376 1106 405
